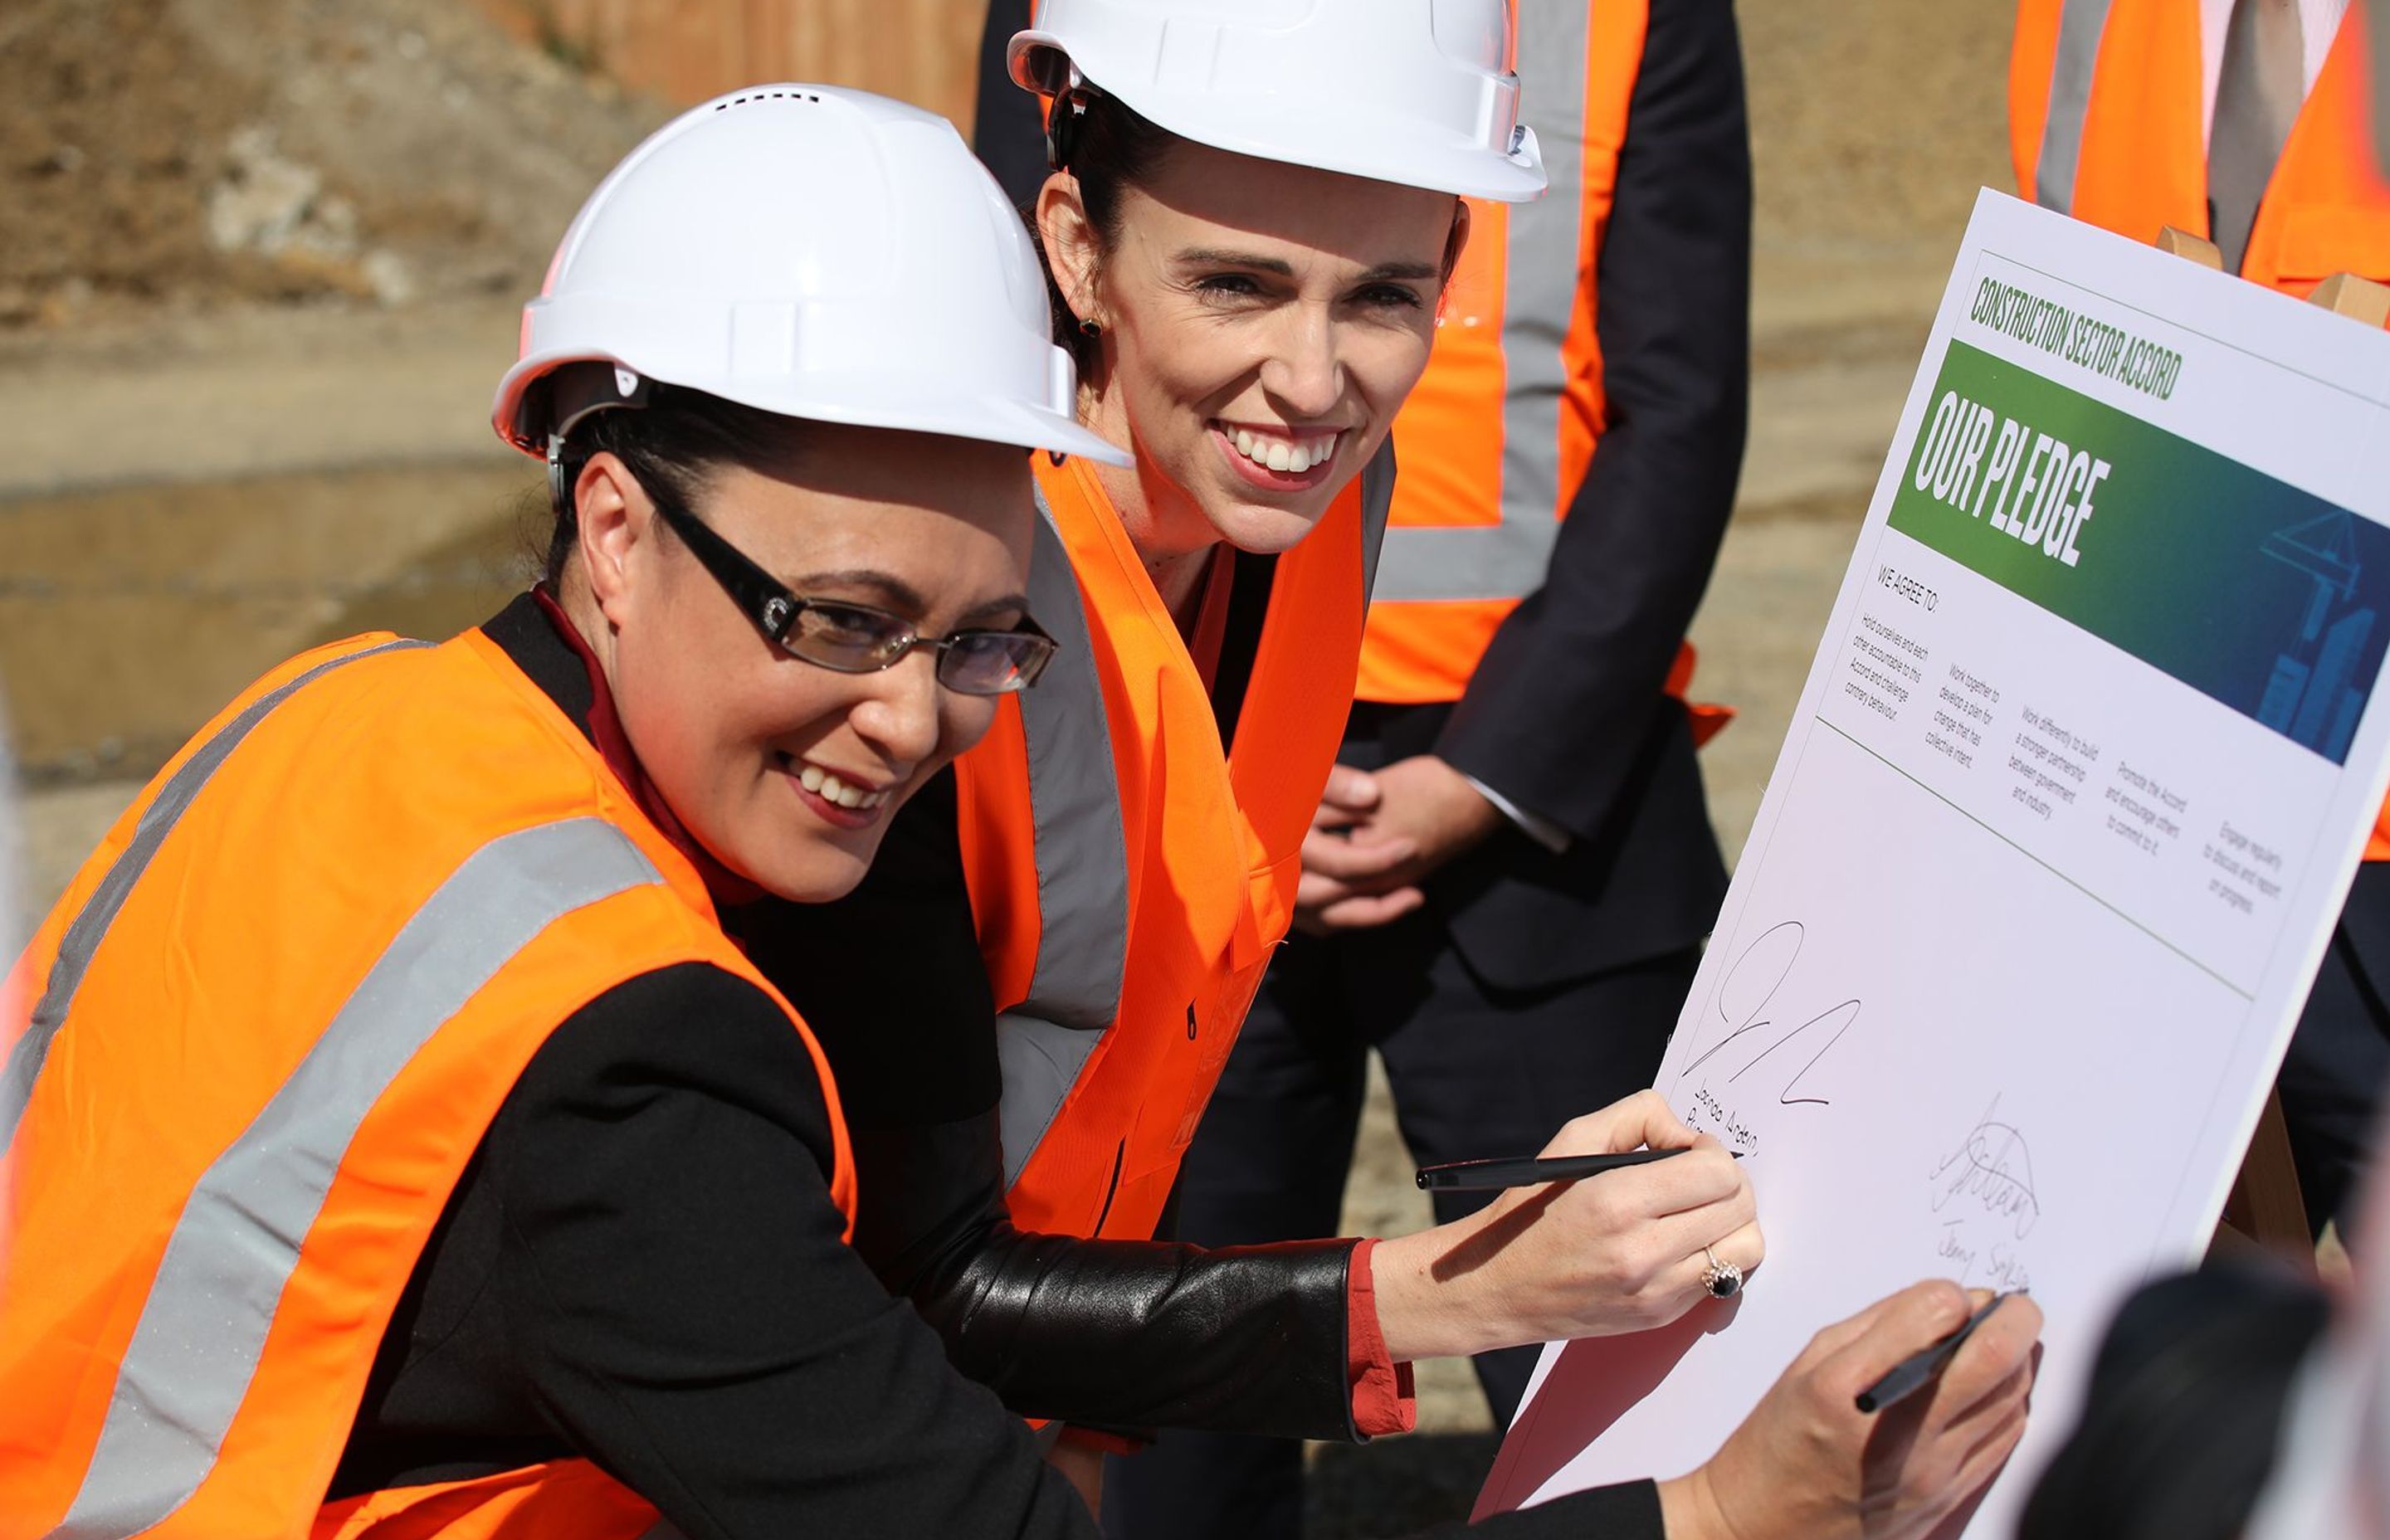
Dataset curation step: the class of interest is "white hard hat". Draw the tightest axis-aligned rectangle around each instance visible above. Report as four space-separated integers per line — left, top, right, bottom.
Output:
493 84 1129 468
1011 0 1546 203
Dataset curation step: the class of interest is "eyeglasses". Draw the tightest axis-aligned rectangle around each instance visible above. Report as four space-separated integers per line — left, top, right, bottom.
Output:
648 490 1056 696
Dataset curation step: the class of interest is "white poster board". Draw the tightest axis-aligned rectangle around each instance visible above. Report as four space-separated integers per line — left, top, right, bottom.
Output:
1479 192 2390 1535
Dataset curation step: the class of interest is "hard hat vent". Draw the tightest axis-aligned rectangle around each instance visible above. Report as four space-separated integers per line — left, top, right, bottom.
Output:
715 90 823 110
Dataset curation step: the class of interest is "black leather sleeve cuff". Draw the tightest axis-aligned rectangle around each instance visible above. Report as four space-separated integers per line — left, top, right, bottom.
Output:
846 1112 1364 1441
919 1224 1364 1443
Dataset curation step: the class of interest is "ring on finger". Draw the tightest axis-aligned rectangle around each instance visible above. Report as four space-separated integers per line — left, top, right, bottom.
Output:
1701 1245 1744 1299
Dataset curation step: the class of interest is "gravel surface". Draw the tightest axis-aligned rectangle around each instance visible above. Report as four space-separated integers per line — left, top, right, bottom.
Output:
1 0 663 327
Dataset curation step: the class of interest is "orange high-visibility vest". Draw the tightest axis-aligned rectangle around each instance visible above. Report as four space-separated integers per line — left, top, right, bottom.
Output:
2011 0 2390 855
1357 0 1727 743
957 448 1392 1240
0 628 853 1540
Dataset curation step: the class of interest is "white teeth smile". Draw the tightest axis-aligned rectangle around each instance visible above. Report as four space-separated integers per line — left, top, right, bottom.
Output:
796 762 889 811
1228 426 1341 475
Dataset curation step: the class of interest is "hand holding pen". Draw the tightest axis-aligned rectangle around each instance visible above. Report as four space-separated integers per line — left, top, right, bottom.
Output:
1371 1091 1763 1358
1656 1283 2044 1540
1417 1143 1755 1298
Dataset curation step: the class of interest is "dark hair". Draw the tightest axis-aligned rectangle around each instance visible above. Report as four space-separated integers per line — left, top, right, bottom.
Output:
1037 90 1178 377
539 382 804 586
2016 1264 2329 1540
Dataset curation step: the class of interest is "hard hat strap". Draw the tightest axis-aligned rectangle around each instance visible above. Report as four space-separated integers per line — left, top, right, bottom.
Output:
543 363 652 517
1041 61 1095 171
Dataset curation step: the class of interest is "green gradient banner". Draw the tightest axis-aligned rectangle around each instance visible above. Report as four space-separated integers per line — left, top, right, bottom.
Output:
1888 341 2390 764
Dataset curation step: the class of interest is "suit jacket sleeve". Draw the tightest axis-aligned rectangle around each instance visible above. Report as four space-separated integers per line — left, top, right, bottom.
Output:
1436 0 1753 842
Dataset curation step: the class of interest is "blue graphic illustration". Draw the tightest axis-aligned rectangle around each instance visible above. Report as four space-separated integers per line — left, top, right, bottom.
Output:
2260 511 2378 761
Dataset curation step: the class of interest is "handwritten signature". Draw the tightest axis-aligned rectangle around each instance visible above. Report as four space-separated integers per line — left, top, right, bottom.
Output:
1690 1085 1758 1151
1928 1094 2041 1239
1939 1221 2033 1289
1683 920 1861 1107
1937 1220 2032 1289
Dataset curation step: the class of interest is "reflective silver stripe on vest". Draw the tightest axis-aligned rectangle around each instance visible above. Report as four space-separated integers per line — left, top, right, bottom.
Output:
49 816 663 1540
0 638 432 1154
2032 0 2117 214
995 494 1133 1187
1356 436 1397 604
1371 0 1592 604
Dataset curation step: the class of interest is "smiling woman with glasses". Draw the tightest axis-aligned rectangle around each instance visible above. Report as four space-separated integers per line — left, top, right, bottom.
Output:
0 86 1179 1540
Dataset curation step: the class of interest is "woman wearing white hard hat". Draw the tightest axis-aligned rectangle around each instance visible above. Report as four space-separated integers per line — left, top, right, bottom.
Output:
719 3 2045 1538
0 85 1124 1539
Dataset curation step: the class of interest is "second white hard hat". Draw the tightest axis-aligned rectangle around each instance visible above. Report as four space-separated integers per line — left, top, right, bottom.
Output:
1011 0 1546 203
493 84 1129 468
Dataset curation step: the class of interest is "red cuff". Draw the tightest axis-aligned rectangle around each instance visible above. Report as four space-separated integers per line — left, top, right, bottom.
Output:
1346 1239 1417 1437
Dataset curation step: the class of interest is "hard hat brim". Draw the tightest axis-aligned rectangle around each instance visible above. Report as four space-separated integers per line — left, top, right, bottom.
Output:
493 349 1133 470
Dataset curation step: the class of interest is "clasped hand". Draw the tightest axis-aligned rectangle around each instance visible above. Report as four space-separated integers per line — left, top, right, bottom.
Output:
1292 757 1506 934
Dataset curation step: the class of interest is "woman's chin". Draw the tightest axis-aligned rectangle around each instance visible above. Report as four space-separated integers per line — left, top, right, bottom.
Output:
1204 495 1331 556
744 841 875 905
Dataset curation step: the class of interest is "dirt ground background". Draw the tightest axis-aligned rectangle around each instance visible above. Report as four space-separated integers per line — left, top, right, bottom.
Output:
0 0 2017 1529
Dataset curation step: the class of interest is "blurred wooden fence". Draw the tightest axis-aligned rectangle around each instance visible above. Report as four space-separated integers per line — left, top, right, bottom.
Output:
475 1 987 129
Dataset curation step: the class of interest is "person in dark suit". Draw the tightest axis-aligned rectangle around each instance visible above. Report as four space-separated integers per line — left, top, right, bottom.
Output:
979 0 1752 1530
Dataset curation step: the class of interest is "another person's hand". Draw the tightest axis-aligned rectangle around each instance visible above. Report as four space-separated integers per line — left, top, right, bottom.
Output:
1373 1091 1761 1359
1294 763 1424 933
1659 1281 2044 1540
1292 757 1505 934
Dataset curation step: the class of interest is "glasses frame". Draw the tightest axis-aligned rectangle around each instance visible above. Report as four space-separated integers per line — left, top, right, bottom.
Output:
646 488 1056 695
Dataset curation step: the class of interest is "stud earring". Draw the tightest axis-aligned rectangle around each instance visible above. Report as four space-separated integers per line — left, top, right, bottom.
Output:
1078 316 1103 338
